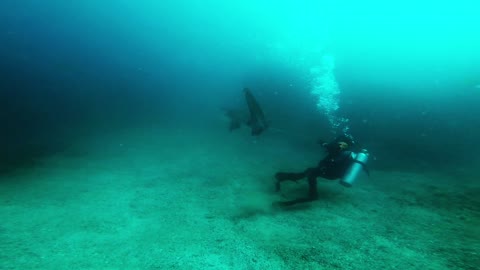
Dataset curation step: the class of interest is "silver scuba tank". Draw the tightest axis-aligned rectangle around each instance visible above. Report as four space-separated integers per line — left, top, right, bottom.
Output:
340 150 369 187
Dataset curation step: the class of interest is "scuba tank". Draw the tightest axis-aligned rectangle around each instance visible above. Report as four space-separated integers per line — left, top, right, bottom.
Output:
340 150 369 187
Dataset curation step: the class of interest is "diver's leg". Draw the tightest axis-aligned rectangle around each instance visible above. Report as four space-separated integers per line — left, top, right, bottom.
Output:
274 169 320 207
275 171 308 182
274 169 311 191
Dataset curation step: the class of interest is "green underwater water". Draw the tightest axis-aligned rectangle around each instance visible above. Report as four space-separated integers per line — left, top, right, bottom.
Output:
0 1 479 269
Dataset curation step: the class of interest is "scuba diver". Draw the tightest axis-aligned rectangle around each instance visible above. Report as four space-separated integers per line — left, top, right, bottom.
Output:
274 133 369 206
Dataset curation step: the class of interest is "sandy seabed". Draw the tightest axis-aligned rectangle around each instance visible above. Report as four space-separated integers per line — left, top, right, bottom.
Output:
1 126 478 270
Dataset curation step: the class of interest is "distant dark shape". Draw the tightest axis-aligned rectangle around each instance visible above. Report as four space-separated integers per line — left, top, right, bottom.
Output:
244 88 268 136
223 88 269 136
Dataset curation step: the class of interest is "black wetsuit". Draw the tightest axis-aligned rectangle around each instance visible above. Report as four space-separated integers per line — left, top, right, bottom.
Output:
275 135 357 205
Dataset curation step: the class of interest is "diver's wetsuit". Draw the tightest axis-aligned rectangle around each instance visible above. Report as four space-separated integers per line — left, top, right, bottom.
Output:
275 135 356 206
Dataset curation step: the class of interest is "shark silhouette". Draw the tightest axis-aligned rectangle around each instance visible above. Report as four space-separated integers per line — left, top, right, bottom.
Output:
223 88 269 136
